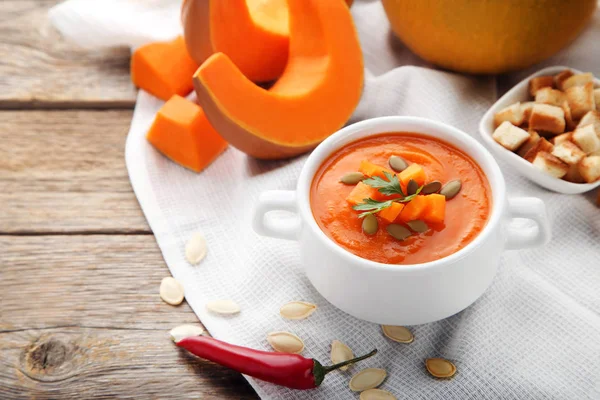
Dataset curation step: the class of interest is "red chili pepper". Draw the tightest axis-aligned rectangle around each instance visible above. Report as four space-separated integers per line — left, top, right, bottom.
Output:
176 336 377 390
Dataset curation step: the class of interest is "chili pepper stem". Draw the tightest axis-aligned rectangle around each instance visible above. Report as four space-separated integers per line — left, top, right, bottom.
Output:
312 349 378 386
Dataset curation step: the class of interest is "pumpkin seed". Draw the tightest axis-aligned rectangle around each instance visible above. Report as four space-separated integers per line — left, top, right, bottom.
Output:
386 224 411 241
381 325 414 343
389 155 408 172
169 324 204 343
206 299 241 315
407 179 419 195
159 277 185 305
425 358 457 379
185 232 207 265
362 214 378 235
407 220 429 233
280 301 317 320
349 368 387 392
360 389 397 400
330 340 354 371
267 331 305 354
421 180 442 194
340 172 365 185
440 179 462 200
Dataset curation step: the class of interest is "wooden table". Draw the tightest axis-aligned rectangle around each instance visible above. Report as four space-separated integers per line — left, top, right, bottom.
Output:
0 1 257 398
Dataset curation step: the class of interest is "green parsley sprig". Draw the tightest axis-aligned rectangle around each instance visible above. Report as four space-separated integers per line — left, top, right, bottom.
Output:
352 171 423 218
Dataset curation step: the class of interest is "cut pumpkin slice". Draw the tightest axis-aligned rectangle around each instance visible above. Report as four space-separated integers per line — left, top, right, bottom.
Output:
193 0 364 160
182 0 289 82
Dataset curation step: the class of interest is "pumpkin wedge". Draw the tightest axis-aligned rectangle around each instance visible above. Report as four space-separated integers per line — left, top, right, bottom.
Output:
182 0 289 82
193 0 364 160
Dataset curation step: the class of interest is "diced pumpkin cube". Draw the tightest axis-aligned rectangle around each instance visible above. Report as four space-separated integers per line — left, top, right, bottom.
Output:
398 195 430 222
358 160 394 179
422 194 446 224
398 163 427 187
146 95 228 172
346 182 377 205
131 36 199 101
378 202 404 223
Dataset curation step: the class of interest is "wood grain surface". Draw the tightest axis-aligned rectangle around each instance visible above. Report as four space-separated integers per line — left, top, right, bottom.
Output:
0 0 258 397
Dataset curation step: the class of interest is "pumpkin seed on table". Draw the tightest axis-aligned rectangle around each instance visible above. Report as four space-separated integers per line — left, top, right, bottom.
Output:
389 155 408 172
340 172 366 185
407 179 419 195
360 388 397 400
407 220 429 233
267 331 305 354
349 368 387 392
440 179 462 200
169 325 204 343
386 224 411 241
381 325 414 344
206 299 241 315
185 232 207 265
159 277 185 305
330 340 354 371
280 301 317 320
421 180 442 194
362 214 379 235
425 358 457 379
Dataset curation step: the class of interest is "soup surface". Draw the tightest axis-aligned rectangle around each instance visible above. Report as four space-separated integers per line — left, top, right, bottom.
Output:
310 133 492 264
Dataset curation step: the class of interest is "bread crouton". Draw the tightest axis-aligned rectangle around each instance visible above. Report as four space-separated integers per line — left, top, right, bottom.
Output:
566 82 596 121
564 163 585 183
492 121 530 151
572 124 600 154
529 104 565 134
494 103 524 127
562 72 594 90
551 140 586 165
535 87 566 106
517 130 541 157
524 137 554 162
560 101 576 131
595 88 600 109
552 132 573 145
577 110 600 134
532 151 569 178
578 155 600 183
520 102 535 124
529 76 555 96
554 70 574 90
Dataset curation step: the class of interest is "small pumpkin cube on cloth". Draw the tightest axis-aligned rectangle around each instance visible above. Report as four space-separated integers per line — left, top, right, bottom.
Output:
147 95 228 173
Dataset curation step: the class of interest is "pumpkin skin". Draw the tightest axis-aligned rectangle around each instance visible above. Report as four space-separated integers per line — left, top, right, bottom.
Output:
382 0 597 74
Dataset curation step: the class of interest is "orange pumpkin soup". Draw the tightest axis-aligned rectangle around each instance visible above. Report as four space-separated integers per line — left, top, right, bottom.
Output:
310 133 492 264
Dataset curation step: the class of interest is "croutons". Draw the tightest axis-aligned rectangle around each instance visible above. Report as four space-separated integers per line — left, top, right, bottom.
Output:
564 164 585 183
554 70 574 91
520 102 535 123
562 72 594 90
494 102 524 127
517 130 541 157
551 140 586 165
529 76 554 96
579 155 600 183
529 104 565 134
566 82 596 121
552 132 573 145
492 121 530 151
577 110 600 133
572 124 600 154
535 87 565 106
594 88 600 109
560 101 576 130
532 151 569 178
524 137 554 162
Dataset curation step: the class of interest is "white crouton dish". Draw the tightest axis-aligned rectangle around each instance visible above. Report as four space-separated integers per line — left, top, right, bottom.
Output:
480 66 600 194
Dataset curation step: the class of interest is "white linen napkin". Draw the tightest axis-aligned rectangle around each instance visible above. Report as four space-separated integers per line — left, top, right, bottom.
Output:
50 1 600 398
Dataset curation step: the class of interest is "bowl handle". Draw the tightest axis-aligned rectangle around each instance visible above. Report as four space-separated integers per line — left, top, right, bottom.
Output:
252 190 301 241
505 197 551 250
